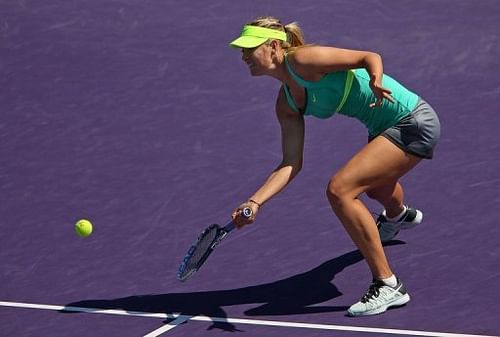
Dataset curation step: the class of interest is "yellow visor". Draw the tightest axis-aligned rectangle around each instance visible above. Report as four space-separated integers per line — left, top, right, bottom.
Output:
229 25 287 49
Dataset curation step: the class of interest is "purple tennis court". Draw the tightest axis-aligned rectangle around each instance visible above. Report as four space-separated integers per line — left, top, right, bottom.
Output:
1 0 499 336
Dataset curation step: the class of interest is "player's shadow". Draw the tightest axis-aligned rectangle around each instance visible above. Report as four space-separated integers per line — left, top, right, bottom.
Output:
63 241 404 331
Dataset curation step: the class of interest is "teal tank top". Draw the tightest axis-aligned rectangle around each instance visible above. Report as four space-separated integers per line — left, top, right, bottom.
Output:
282 56 419 136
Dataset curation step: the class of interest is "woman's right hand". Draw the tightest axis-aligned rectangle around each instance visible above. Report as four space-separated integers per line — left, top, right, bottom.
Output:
231 201 260 229
369 79 394 108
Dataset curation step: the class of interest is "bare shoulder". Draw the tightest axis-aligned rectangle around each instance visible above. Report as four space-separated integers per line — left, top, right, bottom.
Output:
288 45 335 65
288 45 373 74
287 45 339 79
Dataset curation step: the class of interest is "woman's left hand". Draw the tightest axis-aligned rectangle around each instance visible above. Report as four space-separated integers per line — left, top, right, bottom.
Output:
369 80 394 108
231 201 259 229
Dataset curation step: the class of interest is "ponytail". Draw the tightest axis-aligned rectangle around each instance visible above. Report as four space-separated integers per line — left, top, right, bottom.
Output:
283 22 305 50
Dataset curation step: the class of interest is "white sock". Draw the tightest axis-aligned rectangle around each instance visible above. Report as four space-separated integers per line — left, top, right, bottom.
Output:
381 274 398 287
386 205 408 222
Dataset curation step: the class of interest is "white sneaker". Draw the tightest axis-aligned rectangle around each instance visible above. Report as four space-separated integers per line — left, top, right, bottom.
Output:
377 206 423 242
348 279 410 316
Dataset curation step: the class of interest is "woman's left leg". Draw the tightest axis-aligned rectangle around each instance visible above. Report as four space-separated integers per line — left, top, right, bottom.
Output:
326 136 421 278
326 136 422 316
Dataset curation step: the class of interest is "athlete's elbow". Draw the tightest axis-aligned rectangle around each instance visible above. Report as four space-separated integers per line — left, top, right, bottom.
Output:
367 51 382 61
292 165 302 179
295 160 303 173
281 159 303 176
362 52 382 67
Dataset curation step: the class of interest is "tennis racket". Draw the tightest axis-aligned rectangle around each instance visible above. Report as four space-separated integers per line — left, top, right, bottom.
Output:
177 207 253 282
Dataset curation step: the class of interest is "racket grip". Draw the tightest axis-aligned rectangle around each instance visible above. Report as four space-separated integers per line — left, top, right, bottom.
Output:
241 207 253 218
224 207 253 232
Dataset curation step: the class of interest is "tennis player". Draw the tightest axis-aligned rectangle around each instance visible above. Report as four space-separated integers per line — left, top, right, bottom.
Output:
229 16 440 316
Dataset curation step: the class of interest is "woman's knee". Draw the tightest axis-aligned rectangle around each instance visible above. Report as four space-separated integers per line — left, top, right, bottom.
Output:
326 174 353 206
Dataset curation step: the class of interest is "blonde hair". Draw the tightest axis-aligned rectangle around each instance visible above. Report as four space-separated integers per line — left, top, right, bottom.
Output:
246 16 306 51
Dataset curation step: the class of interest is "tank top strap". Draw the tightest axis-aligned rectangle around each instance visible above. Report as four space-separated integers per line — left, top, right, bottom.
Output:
284 55 311 88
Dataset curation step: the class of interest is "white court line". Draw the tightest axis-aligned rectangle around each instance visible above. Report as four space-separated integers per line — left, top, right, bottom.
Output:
190 315 499 337
1 300 498 337
142 315 191 337
0 301 177 319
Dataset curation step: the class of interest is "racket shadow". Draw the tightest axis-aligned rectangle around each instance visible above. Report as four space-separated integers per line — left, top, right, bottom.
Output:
63 241 405 331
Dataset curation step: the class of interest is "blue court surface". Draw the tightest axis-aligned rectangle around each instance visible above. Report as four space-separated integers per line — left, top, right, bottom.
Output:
1 1 500 336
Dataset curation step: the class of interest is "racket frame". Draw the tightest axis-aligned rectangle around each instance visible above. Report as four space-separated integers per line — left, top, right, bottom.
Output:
176 207 252 281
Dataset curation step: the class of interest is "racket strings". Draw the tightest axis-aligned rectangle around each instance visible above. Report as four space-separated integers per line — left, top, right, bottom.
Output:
188 227 219 265
178 225 222 279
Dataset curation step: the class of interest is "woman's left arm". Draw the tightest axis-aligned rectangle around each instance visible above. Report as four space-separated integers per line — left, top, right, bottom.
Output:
292 46 395 107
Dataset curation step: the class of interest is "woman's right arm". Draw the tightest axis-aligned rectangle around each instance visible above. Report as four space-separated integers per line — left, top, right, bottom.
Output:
232 89 305 227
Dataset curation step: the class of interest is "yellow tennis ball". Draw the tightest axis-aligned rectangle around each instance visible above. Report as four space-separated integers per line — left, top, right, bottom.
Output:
75 219 93 237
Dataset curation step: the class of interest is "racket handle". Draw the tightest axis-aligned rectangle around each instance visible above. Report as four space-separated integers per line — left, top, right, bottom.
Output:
224 207 253 232
241 207 253 218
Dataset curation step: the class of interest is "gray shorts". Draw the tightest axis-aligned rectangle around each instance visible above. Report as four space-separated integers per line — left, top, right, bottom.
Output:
369 99 441 159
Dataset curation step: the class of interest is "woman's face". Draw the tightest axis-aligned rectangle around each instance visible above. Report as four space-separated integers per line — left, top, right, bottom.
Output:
241 42 274 76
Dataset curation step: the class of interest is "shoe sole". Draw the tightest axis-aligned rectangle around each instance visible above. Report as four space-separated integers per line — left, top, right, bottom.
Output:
347 293 411 317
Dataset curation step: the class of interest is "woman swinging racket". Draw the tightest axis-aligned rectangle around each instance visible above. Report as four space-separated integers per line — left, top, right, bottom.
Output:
230 16 440 316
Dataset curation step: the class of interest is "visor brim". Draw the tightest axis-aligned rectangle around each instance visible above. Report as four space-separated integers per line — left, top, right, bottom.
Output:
229 36 268 49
